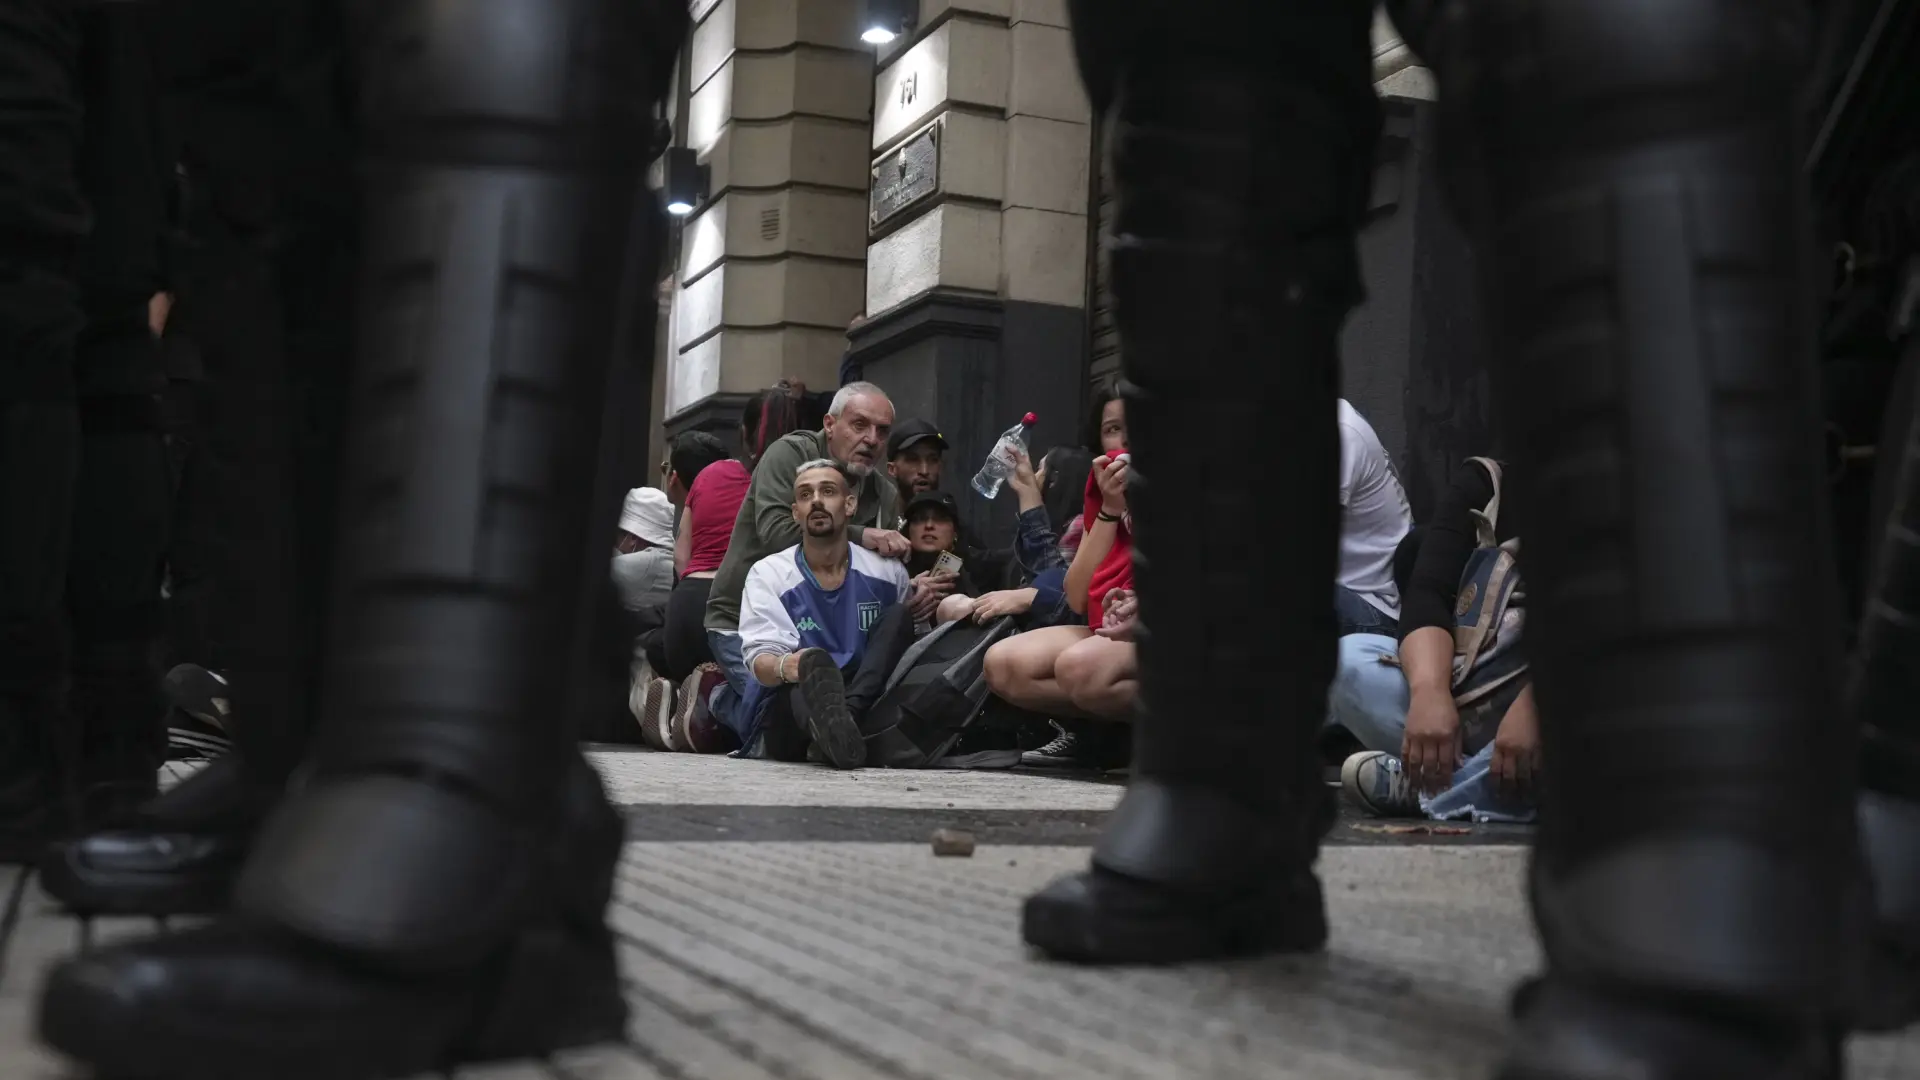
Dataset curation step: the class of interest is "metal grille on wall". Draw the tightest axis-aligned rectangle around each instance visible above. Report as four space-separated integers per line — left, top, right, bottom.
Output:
1087 113 1121 387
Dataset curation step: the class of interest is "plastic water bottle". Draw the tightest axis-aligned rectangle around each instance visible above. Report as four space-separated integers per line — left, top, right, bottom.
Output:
972 413 1037 499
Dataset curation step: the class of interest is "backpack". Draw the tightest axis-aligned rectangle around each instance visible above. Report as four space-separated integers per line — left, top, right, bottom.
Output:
1450 458 1529 732
861 617 1024 769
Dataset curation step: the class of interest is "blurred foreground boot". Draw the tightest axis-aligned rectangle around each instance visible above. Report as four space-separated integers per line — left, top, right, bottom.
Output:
1022 1 1375 964
39 754 267 915
35 0 680 1074
1387 0 1855 1075
1852 339 1920 1035
38 755 627 1080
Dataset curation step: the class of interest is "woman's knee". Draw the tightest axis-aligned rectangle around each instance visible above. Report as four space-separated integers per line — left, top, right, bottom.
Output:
935 593 974 625
1056 637 1133 716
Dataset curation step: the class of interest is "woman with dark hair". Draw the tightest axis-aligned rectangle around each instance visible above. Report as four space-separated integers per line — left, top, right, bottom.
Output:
976 394 1138 771
650 388 810 752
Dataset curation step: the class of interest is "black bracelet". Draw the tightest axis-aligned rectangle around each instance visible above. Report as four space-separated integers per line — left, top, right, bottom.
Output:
1096 510 1122 523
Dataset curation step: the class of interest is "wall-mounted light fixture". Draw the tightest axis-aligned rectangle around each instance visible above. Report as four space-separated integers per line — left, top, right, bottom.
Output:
663 147 709 217
861 0 916 46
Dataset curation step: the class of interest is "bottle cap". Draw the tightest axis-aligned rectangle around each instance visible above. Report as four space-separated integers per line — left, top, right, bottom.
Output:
1022 412 1037 425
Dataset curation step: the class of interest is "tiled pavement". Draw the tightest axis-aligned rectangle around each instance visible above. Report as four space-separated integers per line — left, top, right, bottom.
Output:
0 752 1915 1079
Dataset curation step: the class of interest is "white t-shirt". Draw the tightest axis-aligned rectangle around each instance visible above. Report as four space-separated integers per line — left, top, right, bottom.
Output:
1337 399 1413 619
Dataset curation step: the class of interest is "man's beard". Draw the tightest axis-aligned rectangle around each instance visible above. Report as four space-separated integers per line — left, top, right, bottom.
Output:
805 519 840 537
843 460 872 478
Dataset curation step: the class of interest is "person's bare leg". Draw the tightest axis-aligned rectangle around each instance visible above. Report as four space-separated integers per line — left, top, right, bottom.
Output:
1055 636 1136 721
984 626 1095 717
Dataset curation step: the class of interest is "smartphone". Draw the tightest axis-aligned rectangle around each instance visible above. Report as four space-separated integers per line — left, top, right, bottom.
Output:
934 551 964 577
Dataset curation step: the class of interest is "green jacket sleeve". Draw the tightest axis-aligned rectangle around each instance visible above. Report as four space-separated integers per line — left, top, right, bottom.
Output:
748 437 807 553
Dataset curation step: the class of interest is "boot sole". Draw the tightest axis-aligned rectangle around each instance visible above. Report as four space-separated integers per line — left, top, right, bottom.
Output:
38 855 240 917
1022 872 1328 965
797 652 864 769
37 923 627 1080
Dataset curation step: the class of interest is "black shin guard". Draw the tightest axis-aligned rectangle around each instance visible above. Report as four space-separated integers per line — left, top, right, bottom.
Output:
1415 0 1848 1027
235 0 686 972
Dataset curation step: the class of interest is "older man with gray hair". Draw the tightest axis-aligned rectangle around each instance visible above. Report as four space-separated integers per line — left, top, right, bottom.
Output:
699 381 911 744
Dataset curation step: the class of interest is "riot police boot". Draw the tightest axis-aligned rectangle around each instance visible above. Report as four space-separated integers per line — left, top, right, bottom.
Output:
1025 1 1380 965
1847 337 1920 1034
37 754 629 1080
39 753 270 915
0 692 67 865
1395 0 1856 1074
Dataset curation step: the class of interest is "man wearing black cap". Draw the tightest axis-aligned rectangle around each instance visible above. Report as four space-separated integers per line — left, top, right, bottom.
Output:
885 418 947 524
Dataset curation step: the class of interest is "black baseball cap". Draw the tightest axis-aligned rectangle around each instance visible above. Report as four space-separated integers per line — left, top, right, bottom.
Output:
886 419 948 459
904 490 961 523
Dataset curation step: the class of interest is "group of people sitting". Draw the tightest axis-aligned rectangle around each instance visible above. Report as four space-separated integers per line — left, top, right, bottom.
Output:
612 377 1541 826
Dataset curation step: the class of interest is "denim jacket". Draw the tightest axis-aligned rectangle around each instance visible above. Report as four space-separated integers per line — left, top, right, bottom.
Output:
1014 508 1079 627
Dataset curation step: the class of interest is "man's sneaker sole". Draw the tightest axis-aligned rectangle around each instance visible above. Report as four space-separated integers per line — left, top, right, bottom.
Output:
166 717 232 761
796 651 864 770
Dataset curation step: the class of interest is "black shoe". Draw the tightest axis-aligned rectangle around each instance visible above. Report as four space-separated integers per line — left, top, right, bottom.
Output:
163 665 232 760
39 755 264 915
1023 862 1328 965
37 756 629 1080
1022 781 1334 964
1497 978 1840 1080
796 649 864 770
37 914 626 1080
1020 721 1129 772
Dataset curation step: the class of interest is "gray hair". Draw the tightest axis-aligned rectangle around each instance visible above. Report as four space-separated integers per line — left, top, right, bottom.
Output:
827 381 890 418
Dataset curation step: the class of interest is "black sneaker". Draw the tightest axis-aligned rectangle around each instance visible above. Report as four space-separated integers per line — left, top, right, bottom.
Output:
163 665 231 761
795 649 864 769
1020 721 1130 771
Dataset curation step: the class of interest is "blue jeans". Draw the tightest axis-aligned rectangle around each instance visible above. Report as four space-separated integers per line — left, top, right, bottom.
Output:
1326 634 1535 823
704 629 752 742
1334 584 1399 637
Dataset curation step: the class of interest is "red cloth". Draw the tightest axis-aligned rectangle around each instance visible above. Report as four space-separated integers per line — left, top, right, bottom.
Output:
683 459 751 576
1081 467 1133 627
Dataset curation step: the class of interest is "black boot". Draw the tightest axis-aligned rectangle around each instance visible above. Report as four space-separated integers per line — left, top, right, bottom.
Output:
39 753 268 915
1396 0 1854 1074
38 754 628 1080
36 0 680 1073
1849 338 1920 1034
1023 1 1378 965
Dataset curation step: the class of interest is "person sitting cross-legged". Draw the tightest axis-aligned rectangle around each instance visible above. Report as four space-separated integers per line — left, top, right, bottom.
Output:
738 459 932 767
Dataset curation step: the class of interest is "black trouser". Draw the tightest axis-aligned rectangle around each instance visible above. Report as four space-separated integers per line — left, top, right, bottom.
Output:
759 604 915 763
1076 0 1844 1021
661 575 715 681
0 1 86 730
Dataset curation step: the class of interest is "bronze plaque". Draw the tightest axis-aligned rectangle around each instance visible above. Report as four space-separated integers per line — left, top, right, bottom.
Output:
870 121 941 229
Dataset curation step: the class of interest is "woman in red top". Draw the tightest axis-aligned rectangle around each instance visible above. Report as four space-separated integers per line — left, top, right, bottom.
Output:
983 393 1138 769
660 390 803 688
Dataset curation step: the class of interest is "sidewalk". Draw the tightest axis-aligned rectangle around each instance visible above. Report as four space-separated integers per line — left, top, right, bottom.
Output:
0 752 1914 1079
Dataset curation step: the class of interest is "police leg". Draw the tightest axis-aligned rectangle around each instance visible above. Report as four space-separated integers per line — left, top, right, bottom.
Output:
1023 0 1380 963
1402 1 1853 1074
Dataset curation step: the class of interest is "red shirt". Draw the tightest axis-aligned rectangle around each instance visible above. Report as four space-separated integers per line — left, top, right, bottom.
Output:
683 459 750 576
1081 470 1133 627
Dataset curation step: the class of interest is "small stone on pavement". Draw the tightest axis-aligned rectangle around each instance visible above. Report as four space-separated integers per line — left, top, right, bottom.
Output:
931 829 975 857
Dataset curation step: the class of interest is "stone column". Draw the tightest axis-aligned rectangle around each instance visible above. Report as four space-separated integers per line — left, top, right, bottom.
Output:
851 0 1092 534
663 0 877 439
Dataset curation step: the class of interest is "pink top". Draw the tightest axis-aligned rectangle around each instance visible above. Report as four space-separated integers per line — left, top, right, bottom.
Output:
683 459 750 576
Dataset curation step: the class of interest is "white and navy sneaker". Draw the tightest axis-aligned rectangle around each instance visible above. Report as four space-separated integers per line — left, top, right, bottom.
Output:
163 665 232 761
1340 751 1421 818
